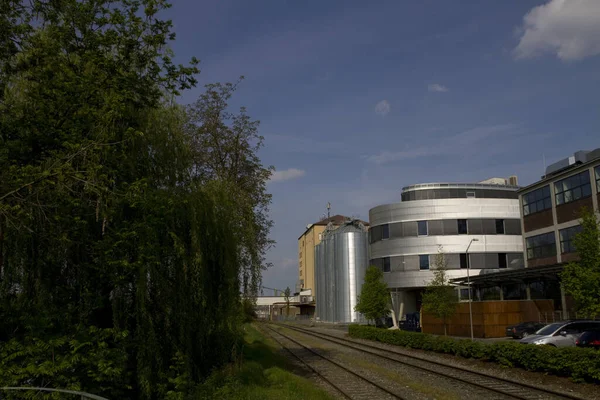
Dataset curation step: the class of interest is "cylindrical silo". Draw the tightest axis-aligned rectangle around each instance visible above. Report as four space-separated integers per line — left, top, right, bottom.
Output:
315 220 368 323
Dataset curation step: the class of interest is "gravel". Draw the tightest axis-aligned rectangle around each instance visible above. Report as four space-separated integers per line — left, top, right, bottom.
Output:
300 324 600 400
279 325 508 400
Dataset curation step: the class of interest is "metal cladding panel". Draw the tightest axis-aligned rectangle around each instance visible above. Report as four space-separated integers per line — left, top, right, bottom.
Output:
351 231 368 322
334 232 349 322
315 225 369 323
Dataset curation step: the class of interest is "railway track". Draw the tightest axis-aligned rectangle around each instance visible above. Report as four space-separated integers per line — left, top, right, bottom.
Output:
273 323 586 400
261 324 405 399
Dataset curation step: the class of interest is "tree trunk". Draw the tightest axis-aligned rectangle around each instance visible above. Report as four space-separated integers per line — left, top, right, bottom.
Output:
443 318 447 336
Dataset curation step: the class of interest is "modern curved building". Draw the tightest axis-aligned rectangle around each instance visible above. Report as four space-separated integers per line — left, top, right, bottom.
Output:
369 180 524 320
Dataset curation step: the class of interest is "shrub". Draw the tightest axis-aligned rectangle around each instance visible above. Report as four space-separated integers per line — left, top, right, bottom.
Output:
348 325 600 383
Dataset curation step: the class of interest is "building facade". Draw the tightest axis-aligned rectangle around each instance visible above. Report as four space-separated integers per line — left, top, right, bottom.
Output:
298 215 368 298
369 180 524 321
519 149 600 268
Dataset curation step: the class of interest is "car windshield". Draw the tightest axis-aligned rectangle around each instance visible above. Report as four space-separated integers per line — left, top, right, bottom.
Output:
535 323 564 335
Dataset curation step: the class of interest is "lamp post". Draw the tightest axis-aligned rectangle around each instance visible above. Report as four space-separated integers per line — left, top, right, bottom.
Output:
466 238 479 341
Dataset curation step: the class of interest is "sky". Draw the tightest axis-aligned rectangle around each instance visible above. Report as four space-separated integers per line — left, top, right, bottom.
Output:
164 0 600 292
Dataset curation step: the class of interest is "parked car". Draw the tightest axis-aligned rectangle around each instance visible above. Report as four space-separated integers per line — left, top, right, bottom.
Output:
575 329 600 349
519 321 600 347
505 322 546 339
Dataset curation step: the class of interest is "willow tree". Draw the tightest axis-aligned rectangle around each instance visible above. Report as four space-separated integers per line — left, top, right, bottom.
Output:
0 1 264 398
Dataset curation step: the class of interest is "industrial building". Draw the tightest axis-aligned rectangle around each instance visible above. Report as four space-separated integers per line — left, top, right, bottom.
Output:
315 219 369 323
298 214 368 299
452 148 600 320
368 177 524 323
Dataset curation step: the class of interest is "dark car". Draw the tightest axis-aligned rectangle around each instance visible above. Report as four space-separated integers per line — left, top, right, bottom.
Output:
505 321 546 339
576 329 600 349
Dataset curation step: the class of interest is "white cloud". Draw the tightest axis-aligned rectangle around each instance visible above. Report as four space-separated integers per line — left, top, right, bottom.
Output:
428 83 449 92
374 100 391 116
514 0 600 61
269 168 306 183
366 124 520 165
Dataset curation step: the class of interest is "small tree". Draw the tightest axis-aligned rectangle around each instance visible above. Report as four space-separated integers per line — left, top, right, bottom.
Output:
284 287 291 316
355 266 390 324
421 248 458 336
561 209 600 319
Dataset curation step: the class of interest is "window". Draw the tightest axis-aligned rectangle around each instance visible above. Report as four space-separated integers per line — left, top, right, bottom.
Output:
525 232 557 260
554 171 591 206
383 257 391 272
457 219 467 234
596 166 600 193
459 253 468 269
495 219 504 234
382 224 390 240
498 253 507 268
559 225 582 254
466 191 476 198
460 288 472 300
419 255 430 270
522 185 551 216
418 220 428 236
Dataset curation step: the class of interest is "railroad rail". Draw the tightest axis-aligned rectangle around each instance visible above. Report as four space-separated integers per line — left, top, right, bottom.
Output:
261 325 405 400
273 323 586 400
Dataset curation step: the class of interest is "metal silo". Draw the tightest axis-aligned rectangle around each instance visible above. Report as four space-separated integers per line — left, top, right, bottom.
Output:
315 220 368 323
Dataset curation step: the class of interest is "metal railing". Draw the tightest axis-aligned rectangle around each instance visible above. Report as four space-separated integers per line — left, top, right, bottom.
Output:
0 387 109 400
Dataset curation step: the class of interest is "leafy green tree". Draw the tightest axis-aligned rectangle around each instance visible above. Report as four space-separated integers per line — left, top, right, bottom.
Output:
421 248 458 336
561 209 600 319
184 79 274 298
284 287 291 316
0 1 272 398
355 266 390 324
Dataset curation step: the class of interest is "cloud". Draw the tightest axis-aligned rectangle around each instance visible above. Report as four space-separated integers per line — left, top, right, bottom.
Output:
269 168 306 183
428 83 449 92
374 100 391 116
366 124 520 165
514 0 600 61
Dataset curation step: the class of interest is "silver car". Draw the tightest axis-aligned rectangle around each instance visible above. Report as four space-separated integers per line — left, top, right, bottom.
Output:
519 321 600 347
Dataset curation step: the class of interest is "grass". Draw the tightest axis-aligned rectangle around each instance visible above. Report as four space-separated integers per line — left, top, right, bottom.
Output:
194 323 334 399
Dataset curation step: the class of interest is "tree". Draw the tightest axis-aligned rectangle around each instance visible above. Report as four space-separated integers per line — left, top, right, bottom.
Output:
355 266 390 324
284 287 291 316
184 80 274 299
0 1 272 398
421 248 458 336
561 209 600 319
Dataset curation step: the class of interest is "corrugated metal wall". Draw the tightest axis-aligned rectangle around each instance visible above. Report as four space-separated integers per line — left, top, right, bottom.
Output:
315 222 368 323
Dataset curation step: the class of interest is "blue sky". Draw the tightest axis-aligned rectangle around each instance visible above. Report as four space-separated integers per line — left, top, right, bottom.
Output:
165 0 600 292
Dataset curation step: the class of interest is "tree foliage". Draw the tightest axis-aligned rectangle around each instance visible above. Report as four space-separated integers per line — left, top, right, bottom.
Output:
0 1 272 398
561 209 600 319
355 266 390 323
421 248 458 336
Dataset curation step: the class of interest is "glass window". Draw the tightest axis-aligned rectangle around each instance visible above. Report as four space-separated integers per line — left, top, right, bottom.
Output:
559 225 583 254
466 191 476 198
419 255 430 270
459 253 468 269
382 224 389 240
525 232 557 260
383 257 391 272
418 220 428 236
596 166 600 193
554 171 591 206
495 219 504 234
498 253 507 268
522 185 551 216
458 219 468 234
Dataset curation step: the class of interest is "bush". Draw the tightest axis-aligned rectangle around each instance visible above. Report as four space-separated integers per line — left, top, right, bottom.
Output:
348 325 600 383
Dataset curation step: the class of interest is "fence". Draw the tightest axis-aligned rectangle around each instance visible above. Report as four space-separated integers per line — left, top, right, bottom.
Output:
0 387 108 399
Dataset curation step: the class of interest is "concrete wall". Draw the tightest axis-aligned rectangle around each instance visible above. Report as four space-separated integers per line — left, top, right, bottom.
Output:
299 225 326 297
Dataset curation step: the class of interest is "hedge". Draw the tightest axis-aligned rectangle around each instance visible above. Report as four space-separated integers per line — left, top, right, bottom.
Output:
348 325 600 383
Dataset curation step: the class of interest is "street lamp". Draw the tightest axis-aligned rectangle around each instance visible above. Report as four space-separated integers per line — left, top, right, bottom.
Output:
466 238 479 341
